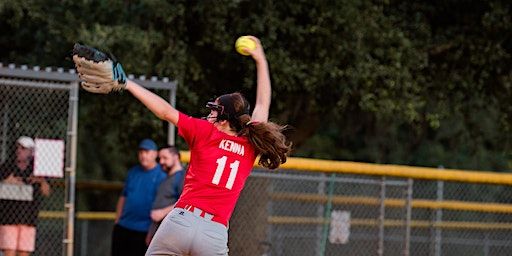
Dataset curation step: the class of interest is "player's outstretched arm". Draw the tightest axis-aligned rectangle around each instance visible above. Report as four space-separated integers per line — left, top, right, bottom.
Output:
125 80 179 125
246 36 271 123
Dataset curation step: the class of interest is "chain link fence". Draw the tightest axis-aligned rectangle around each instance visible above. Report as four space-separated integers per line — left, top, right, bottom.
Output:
232 170 512 256
0 64 176 256
0 71 74 256
73 167 512 256
231 170 412 256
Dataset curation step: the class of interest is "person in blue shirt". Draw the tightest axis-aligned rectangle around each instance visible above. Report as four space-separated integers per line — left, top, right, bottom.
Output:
111 139 166 256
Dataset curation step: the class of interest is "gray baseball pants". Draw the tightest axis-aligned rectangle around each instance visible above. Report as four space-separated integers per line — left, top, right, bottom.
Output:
145 208 228 256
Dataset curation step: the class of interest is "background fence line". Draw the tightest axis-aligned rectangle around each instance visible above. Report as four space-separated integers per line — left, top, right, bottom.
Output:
54 156 512 255
18 141 512 256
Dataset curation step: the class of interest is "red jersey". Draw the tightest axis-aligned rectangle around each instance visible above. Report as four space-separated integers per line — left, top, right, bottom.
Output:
175 112 257 226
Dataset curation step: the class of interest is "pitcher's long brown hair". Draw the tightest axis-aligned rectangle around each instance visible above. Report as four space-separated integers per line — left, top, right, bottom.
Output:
219 93 291 169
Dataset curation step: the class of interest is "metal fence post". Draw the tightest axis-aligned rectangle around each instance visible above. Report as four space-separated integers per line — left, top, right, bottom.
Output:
320 173 336 256
378 177 386 256
404 178 413 256
167 82 177 146
64 82 79 256
432 178 444 256
316 173 327 256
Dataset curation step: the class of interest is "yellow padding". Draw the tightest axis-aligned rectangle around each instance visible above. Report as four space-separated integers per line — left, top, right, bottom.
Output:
39 211 512 230
268 216 512 230
76 211 116 220
271 192 512 214
39 211 115 220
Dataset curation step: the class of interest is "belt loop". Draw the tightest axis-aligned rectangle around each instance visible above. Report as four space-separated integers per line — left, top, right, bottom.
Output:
203 212 214 220
193 207 202 217
182 205 216 222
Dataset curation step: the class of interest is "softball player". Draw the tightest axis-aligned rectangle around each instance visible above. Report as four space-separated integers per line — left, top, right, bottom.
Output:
121 36 290 255
73 35 288 255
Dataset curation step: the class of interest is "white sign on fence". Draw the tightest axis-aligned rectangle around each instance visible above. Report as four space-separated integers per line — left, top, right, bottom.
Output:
34 138 64 177
0 183 34 201
329 210 351 244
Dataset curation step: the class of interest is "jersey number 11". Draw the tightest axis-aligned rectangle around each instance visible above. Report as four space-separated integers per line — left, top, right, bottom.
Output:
212 156 240 190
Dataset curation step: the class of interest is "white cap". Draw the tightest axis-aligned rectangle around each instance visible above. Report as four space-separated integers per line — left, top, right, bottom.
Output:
16 136 35 149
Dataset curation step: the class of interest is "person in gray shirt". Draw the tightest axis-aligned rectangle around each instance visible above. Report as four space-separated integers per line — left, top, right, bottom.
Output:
145 145 185 245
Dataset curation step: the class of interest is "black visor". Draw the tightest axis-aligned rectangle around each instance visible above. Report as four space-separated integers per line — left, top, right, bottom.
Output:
205 94 250 123
206 102 224 113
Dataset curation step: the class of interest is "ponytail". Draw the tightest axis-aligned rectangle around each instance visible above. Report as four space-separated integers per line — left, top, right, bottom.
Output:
237 114 291 169
218 92 291 169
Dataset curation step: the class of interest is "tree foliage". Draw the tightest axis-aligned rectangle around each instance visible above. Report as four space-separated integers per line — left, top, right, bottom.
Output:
0 0 511 180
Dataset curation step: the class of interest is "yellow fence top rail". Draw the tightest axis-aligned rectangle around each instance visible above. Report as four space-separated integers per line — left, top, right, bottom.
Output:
181 151 512 185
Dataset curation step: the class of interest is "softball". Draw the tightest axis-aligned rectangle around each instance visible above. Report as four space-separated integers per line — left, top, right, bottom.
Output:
235 36 256 56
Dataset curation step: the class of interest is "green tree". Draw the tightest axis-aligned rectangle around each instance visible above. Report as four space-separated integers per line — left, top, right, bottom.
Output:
0 0 510 174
